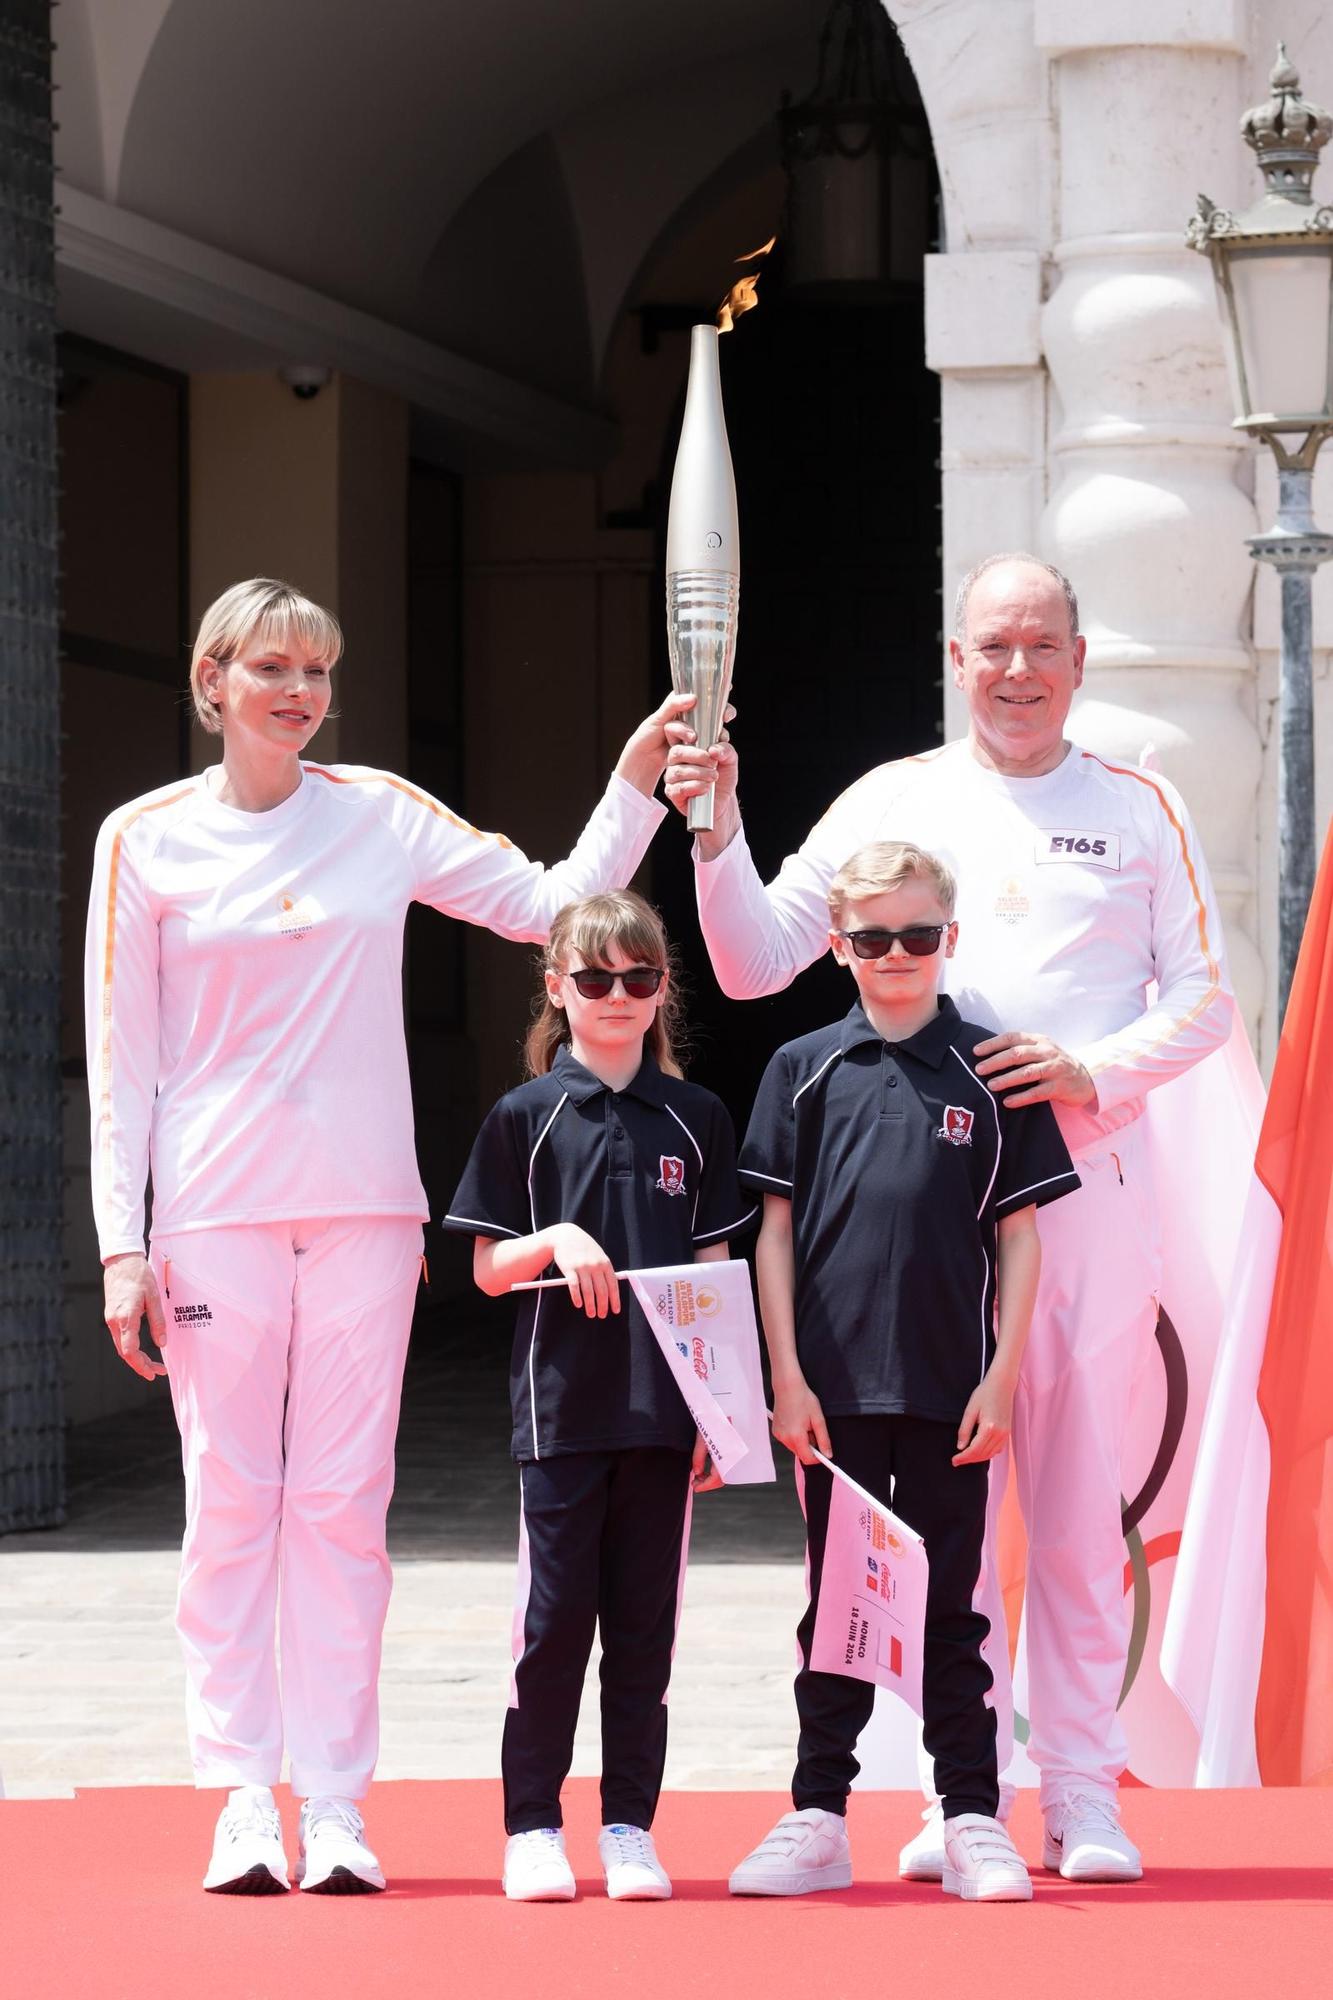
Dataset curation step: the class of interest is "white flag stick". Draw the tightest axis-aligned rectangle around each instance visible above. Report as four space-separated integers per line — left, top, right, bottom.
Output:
508 1272 632 1291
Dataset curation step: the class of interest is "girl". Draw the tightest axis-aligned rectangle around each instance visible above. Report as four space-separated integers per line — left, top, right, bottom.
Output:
87 578 687 1896
444 891 756 1902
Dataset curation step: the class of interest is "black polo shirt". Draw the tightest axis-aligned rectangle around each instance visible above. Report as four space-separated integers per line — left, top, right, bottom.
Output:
444 1046 757 1462
739 997 1080 1425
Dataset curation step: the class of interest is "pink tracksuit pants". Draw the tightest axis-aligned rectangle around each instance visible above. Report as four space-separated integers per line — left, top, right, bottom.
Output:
974 1122 1161 1812
150 1216 423 1799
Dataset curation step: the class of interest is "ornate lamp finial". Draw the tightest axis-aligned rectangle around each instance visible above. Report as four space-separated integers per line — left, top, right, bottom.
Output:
1241 43 1333 202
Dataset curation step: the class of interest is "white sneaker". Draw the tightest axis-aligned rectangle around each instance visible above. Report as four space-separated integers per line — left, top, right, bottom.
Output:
503 1827 577 1902
598 1823 672 1901
898 1803 947 1881
202 1785 289 1895
1043 1791 1142 1882
942 1813 1033 1902
899 1783 1016 1882
728 1808 852 1896
296 1796 385 1894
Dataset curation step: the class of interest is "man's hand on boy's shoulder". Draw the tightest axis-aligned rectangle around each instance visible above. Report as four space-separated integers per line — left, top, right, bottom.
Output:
771 1378 832 1465
973 1029 1096 1110
952 1366 1017 1466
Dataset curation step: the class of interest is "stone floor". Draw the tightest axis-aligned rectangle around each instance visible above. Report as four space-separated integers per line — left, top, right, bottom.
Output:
2 1299 810 1799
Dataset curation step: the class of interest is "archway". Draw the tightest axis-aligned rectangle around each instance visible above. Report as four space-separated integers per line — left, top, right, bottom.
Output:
633 57 944 1124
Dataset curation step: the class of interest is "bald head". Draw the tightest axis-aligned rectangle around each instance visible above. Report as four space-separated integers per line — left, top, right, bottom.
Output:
954 553 1079 645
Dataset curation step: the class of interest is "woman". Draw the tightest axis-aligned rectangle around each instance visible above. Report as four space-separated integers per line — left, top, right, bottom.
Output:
86 577 683 1897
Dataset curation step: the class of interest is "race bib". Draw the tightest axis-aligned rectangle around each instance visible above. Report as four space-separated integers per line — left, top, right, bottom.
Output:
1036 829 1121 869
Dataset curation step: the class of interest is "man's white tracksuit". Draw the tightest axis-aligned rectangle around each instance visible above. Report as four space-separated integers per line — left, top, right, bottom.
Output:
693 740 1232 1810
86 762 664 1796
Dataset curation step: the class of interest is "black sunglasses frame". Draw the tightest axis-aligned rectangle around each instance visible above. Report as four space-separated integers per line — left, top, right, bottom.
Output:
833 925 951 960
565 965 666 999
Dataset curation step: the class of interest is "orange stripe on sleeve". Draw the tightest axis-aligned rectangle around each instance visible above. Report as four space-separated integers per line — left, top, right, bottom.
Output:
304 765 512 849
1079 753 1223 1072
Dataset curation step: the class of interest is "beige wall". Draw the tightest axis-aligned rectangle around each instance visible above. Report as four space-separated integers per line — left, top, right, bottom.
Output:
188 371 408 775
461 472 655 1111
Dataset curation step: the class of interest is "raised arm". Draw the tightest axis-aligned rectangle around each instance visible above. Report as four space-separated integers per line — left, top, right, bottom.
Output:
664 731 879 1000
385 693 708 942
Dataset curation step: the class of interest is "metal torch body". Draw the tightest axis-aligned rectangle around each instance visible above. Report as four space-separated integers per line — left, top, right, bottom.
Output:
665 324 740 832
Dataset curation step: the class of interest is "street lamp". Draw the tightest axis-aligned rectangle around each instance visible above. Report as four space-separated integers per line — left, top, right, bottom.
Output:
1188 44 1333 1021
778 0 930 296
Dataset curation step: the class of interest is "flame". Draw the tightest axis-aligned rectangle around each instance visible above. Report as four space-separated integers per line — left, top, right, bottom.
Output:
717 235 777 334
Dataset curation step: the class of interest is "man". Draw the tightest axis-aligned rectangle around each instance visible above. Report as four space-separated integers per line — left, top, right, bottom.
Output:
665 553 1233 1883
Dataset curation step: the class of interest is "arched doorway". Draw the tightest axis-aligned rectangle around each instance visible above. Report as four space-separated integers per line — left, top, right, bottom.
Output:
637 65 943 1124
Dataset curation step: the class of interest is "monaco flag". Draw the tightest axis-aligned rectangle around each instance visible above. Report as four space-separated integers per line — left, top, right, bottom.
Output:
1163 815 1333 1786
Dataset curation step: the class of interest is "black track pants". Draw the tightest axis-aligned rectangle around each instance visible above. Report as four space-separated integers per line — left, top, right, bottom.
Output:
503 1447 693 1834
792 1413 998 1822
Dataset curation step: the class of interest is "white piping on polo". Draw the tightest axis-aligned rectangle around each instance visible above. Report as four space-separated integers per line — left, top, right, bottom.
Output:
525 1091 569 1460
665 1102 705 1231
444 1212 521 1237
995 1168 1080 1212
694 1203 758 1244
792 1047 842 1104
947 1045 1003 1385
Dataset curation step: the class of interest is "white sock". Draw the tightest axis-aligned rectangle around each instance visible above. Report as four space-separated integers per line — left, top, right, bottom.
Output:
228 1784 275 1810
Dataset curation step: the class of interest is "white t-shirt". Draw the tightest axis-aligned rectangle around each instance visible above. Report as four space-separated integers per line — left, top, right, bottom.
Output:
86 763 666 1258
694 739 1233 1156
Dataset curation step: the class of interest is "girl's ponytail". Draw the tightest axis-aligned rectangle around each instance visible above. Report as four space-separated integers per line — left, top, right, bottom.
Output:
525 891 687 1080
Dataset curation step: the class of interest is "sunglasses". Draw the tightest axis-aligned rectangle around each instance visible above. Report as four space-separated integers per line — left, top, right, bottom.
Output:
834 925 950 959
565 965 666 1000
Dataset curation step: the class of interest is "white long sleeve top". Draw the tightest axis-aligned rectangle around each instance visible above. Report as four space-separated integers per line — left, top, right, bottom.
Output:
695 740 1233 1157
86 762 666 1259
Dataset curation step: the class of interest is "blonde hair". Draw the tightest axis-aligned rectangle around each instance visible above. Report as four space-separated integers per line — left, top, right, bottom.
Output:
827 841 957 924
526 891 686 1080
189 578 343 734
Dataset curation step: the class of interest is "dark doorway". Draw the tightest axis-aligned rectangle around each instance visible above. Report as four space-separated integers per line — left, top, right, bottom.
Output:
651 286 942 1130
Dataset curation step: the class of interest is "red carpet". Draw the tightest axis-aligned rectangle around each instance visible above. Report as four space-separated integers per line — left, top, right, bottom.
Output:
4 1782 1330 1999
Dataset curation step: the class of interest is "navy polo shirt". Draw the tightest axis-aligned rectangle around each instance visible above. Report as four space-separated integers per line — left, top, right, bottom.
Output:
739 997 1080 1426
444 1046 757 1462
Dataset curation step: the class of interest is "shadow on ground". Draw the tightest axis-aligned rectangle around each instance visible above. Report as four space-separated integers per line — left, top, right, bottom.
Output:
8 1298 805 1564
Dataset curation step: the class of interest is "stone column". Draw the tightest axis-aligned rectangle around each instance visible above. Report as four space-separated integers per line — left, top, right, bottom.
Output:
1034 1 1265 1034
0 0 62 1533
892 0 1051 739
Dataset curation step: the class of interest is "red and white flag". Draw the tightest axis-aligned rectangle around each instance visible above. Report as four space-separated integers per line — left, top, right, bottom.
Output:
1164 816 1333 1785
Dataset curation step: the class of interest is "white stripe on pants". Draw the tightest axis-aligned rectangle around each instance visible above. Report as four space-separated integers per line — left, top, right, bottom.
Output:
150 1216 422 1799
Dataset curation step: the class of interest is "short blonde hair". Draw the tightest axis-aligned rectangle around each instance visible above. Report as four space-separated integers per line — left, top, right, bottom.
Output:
827 841 957 924
189 578 343 734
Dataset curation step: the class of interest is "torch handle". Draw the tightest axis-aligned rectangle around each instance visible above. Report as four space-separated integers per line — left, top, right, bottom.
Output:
686 787 716 833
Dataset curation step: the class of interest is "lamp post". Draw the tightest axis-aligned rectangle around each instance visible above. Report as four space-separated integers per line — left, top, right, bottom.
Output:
778 0 930 296
1188 44 1333 1021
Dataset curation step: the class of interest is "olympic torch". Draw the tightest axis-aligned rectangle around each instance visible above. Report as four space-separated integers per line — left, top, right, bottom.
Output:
665 323 740 833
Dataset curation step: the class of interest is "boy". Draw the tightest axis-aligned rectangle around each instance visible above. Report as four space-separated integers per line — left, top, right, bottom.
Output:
729 841 1080 1902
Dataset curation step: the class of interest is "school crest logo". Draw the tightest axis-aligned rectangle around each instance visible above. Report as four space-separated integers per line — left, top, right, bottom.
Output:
938 1105 974 1147
656 1154 686 1196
